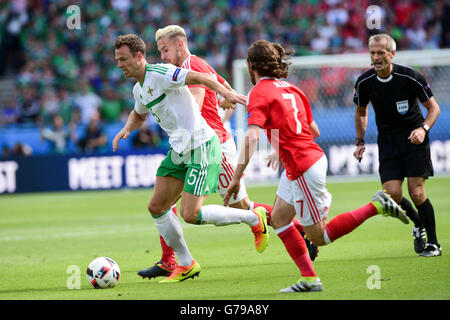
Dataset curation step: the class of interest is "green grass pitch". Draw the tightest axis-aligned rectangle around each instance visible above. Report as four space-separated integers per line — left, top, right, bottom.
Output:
1 177 449 300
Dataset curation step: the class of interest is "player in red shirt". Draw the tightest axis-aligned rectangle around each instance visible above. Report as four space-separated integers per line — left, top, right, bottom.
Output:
224 40 408 293
138 25 305 280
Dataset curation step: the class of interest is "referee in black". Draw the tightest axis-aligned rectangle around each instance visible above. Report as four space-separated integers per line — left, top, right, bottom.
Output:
353 33 441 257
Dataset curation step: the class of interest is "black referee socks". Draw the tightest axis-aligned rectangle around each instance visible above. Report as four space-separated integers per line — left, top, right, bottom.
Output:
416 198 439 245
400 197 423 228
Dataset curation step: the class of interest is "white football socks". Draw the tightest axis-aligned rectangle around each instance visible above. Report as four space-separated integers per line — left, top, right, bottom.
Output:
153 210 193 267
199 205 259 227
273 222 294 235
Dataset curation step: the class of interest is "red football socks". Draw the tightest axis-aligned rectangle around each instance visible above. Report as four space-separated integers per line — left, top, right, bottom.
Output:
277 224 316 277
324 203 378 243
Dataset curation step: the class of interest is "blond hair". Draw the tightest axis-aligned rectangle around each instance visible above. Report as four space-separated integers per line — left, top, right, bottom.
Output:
369 33 396 52
155 25 187 42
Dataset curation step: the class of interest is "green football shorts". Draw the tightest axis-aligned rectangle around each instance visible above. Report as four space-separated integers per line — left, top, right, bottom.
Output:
156 135 222 196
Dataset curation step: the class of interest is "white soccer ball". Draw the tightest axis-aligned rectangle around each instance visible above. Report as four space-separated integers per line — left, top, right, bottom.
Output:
86 257 121 289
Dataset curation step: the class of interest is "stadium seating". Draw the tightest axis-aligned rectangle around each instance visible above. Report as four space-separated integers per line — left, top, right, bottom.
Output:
0 0 449 156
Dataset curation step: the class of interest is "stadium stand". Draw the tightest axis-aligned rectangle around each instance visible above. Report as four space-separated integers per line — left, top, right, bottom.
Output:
0 0 449 156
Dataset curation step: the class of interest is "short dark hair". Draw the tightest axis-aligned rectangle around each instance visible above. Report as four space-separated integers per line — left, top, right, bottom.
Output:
114 34 146 57
246 40 294 79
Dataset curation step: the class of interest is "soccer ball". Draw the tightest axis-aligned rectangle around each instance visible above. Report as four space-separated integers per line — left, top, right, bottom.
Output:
86 257 120 289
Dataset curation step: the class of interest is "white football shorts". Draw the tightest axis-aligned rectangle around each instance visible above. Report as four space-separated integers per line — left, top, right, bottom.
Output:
276 155 332 226
217 137 248 204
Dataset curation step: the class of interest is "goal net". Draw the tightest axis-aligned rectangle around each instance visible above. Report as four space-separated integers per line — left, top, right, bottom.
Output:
232 49 450 181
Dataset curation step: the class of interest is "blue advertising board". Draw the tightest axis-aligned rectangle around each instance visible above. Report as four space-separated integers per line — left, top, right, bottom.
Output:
0 150 168 194
2 138 450 194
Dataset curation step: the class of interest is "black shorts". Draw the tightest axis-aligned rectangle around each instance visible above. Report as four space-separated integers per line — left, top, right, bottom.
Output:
377 130 434 183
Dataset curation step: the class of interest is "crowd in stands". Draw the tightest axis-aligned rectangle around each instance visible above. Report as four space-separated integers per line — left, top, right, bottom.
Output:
0 0 449 156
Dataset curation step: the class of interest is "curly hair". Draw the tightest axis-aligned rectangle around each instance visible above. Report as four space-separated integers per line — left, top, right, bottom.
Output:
246 40 294 79
114 34 146 57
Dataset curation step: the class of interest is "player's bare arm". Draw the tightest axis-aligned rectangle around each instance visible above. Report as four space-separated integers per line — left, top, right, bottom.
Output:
219 80 237 110
309 121 320 139
224 125 260 206
185 71 246 107
222 79 233 91
354 105 368 161
112 109 147 152
408 97 441 145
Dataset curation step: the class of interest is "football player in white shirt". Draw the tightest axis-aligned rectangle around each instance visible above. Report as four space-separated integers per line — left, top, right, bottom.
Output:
112 34 269 283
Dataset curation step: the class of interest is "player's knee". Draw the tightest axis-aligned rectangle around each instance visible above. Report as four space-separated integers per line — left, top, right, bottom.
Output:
270 214 292 229
303 222 328 246
180 207 199 224
306 231 327 247
387 190 402 204
409 189 426 206
183 215 198 225
147 199 166 217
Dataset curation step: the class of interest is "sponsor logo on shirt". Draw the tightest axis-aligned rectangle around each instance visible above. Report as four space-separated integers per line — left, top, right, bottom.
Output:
173 68 181 81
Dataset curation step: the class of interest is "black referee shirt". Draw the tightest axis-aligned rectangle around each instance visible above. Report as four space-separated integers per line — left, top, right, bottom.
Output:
353 63 433 134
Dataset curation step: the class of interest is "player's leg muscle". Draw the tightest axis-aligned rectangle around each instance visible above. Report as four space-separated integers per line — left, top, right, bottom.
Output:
382 179 403 203
407 177 427 206
270 196 296 229
180 191 208 224
303 221 328 246
148 175 184 216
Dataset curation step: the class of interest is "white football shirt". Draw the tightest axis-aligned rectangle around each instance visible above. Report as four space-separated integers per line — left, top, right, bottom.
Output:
133 63 214 154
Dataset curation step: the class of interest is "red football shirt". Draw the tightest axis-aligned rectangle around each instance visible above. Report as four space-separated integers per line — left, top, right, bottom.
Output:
247 78 324 180
181 55 231 143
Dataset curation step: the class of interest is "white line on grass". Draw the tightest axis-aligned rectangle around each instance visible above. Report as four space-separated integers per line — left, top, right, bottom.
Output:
0 222 210 242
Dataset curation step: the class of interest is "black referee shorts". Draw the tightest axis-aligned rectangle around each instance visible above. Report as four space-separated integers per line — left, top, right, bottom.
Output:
377 130 434 183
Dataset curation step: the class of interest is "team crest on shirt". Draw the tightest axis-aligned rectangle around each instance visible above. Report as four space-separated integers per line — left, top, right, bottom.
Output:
396 100 409 115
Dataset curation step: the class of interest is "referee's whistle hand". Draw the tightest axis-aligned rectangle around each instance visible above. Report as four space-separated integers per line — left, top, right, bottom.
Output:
353 146 365 162
408 128 425 145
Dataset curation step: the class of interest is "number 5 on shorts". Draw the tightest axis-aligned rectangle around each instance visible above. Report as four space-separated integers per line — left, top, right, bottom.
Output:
187 168 198 185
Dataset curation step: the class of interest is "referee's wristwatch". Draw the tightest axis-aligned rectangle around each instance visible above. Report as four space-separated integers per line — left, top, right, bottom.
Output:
421 123 430 133
355 138 365 146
